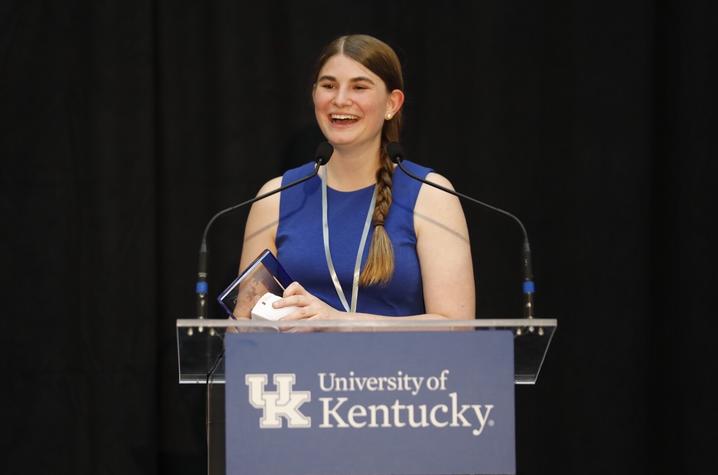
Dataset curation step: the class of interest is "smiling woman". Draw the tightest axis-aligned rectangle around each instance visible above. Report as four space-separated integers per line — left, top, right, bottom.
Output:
312 42 405 288
313 54 403 156
238 34 475 323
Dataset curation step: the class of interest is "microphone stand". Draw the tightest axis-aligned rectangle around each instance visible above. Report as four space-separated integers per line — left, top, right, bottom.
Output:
391 150 537 329
195 158 327 320
193 142 333 475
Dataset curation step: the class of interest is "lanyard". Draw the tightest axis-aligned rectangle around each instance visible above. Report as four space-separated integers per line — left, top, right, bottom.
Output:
321 166 377 312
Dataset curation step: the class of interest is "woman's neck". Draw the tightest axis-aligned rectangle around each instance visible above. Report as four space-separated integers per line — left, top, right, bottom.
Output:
325 141 382 191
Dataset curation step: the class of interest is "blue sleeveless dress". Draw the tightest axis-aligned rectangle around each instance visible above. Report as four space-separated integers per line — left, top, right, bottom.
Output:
276 160 432 316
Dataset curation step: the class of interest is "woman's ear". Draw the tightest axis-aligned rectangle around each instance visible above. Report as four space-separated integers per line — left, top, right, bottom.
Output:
386 89 405 117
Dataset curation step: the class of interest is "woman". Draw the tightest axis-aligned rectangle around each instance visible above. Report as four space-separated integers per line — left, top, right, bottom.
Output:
238 34 474 323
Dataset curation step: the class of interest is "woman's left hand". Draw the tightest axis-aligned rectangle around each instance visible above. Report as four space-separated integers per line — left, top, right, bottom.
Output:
273 282 349 330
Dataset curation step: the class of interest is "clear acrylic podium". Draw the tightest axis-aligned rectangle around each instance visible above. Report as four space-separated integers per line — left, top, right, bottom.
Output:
176 318 557 475
177 318 557 385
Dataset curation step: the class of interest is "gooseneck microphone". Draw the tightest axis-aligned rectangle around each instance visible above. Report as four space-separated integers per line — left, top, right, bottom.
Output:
386 142 535 319
195 141 334 318
193 142 332 475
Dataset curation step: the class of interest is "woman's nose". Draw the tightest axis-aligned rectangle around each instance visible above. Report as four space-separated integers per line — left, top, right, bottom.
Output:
332 87 352 107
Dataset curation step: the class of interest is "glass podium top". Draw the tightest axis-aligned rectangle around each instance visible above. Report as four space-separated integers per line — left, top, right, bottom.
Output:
176 318 557 385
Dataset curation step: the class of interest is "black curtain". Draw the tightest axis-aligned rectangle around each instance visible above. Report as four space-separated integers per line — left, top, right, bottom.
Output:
1 1 715 474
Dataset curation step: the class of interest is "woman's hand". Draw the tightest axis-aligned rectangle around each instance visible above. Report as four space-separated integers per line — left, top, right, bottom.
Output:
273 282 349 331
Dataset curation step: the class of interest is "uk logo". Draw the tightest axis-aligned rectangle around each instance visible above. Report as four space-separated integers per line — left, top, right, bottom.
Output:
245 373 312 428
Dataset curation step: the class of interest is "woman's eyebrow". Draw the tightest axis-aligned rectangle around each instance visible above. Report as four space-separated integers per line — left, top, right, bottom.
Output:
317 75 376 85
351 76 376 85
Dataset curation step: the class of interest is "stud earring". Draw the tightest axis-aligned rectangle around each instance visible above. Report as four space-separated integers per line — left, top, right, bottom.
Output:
385 113 393 120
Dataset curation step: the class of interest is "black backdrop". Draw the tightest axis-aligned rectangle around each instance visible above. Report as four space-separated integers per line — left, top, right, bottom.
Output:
1 1 716 474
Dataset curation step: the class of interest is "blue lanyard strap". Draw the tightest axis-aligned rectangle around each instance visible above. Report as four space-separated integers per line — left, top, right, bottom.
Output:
321 166 377 313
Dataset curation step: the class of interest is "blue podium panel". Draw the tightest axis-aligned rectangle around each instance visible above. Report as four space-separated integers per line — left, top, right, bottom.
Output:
225 331 515 475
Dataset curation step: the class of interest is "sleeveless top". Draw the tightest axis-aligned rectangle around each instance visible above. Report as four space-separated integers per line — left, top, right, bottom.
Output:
276 160 433 316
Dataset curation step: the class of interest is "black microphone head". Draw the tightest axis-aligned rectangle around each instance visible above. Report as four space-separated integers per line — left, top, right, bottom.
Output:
314 141 334 165
386 142 404 163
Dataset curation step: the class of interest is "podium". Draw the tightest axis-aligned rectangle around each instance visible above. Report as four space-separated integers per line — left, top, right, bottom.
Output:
177 318 556 475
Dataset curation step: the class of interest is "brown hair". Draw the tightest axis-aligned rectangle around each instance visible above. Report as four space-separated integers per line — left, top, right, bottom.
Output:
314 34 404 286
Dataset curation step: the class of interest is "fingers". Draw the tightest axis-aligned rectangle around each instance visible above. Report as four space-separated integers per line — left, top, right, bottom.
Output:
272 283 338 325
273 294 304 309
279 309 317 333
278 308 309 321
283 281 305 297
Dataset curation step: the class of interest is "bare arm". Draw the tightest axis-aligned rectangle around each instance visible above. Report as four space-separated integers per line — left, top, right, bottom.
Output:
413 172 475 319
234 177 282 320
238 177 282 270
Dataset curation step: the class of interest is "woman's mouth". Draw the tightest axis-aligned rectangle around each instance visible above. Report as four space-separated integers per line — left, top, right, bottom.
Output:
330 113 360 125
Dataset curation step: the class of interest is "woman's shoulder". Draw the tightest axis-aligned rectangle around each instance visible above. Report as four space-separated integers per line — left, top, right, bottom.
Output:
422 171 453 188
397 159 433 180
258 176 283 194
249 176 282 223
392 158 455 192
281 161 317 184
256 160 316 196
414 170 460 217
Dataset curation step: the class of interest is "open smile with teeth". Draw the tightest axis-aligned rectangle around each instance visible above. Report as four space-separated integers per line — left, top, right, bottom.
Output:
330 114 360 124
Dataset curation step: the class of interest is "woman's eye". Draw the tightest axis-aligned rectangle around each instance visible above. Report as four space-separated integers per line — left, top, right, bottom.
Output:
321 83 335 89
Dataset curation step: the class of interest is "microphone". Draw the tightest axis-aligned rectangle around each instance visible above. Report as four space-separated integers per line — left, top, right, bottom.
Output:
195 142 334 318
194 139 330 472
386 142 536 322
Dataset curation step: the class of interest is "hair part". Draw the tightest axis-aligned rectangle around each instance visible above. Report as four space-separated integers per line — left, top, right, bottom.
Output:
314 35 404 286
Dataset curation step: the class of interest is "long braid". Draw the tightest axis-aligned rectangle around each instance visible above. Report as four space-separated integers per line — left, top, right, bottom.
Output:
359 146 395 286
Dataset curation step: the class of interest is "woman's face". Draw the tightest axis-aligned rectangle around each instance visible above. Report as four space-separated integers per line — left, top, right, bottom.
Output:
313 54 402 150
